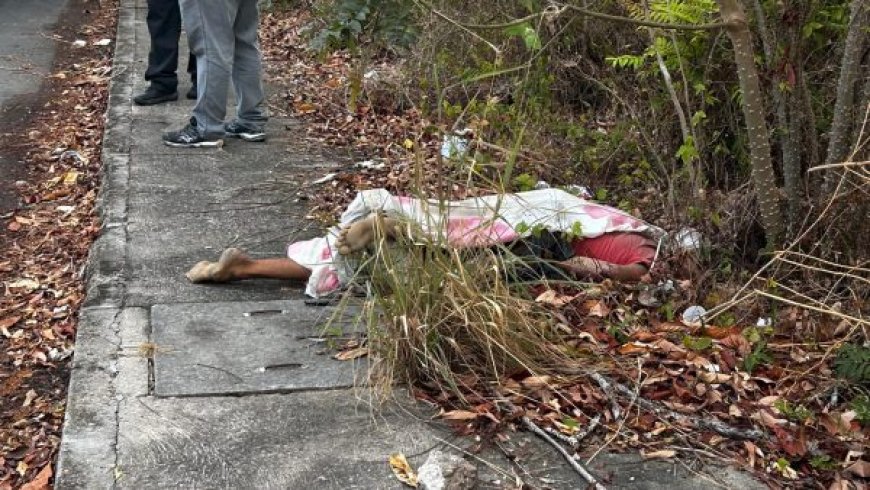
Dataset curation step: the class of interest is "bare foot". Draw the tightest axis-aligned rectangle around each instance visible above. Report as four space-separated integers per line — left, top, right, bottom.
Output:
185 260 217 283
185 248 251 282
336 214 404 255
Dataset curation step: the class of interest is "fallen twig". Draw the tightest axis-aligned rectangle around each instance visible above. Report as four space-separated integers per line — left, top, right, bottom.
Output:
585 372 764 440
544 414 601 450
590 372 622 420
520 415 608 490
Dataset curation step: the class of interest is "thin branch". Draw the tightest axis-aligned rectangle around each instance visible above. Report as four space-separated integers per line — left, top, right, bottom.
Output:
460 5 568 30
584 371 764 440
559 2 727 30
544 414 601 449
414 0 500 56
520 415 608 489
752 289 869 326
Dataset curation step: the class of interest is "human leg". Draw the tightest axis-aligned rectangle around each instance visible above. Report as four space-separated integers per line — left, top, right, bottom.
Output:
136 0 183 105
335 214 403 255
177 0 235 138
225 0 268 141
185 50 197 99
186 248 310 283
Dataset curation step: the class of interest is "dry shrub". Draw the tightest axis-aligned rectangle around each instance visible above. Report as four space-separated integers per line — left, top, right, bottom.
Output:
343 215 569 401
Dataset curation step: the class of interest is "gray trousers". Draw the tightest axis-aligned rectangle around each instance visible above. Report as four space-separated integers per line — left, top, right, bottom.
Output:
179 0 267 137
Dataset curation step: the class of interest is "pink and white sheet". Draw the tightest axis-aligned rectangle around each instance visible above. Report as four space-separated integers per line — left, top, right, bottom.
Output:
288 188 664 297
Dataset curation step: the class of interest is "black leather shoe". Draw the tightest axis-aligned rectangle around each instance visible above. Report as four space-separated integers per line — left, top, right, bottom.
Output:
186 85 197 100
133 86 178 106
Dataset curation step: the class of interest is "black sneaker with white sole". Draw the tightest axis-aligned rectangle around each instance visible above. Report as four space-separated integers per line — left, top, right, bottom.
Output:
224 120 266 142
163 117 223 148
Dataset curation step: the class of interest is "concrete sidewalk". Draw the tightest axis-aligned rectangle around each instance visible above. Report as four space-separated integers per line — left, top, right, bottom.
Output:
55 1 766 488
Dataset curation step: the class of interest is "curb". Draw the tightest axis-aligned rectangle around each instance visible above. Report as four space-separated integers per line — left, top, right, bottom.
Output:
55 0 136 487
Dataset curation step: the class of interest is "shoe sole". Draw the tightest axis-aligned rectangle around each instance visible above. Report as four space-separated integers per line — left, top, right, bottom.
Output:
133 93 179 106
163 139 224 148
226 132 266 142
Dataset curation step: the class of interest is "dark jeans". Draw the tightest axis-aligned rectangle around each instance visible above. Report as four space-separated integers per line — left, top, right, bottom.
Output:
145 0 196 93
494 231 575 281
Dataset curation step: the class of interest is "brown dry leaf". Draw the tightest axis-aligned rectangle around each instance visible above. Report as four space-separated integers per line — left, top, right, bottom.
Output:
21 464 52 490
440 410 479 421
618 342 651 355
827 474 855 490
757 395 780 406
7 220 22 232
698 372 730 384
705 325 740 339
820 413 851 436
388 453 418 488
641 376 669 387
845 460 870 478
7 279 40 291
755 409 787 428
0 315 22 330
520 375 552 389
641 449 677 460
62 170 80 185
334 347 368 361
295 102 317 114
652 339 686 354
22 389 37 407
587 300 610 317
744 441 759 468
535 289 576 307
653 322 686 333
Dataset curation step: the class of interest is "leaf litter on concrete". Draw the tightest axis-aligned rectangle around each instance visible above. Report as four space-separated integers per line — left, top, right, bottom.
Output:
259 6 868 489
0 2 117 488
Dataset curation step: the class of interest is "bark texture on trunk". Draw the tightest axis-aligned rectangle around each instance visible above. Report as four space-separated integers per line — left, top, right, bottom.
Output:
717 0 783 244
823 0 869 188
750 0 801 225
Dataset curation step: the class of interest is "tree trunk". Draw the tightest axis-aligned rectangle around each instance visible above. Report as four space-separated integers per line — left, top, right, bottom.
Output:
823 0 869 189
750 0 801 226
850 53 870 160
716 0 783 244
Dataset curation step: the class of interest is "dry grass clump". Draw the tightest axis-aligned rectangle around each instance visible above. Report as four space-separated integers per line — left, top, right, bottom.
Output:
345 218 569 401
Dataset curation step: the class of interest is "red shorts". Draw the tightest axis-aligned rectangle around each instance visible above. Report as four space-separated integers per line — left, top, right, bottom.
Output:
570 232 657 267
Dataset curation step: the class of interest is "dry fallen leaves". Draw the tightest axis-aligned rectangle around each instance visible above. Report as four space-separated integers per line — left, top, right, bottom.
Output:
0 2 116 486
334 346 368 361
388 453 418 488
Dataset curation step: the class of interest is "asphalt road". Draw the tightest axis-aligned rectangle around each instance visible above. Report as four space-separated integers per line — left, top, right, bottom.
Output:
0 0 72 213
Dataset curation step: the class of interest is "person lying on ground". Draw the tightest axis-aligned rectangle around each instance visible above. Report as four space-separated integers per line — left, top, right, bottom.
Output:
186 213 657 286
185 188 666 296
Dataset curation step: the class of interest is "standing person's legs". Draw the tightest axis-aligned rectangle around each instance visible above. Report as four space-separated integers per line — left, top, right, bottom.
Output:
185 51 198 99
178 0 236 138
136 0 184 104
232 1 267 129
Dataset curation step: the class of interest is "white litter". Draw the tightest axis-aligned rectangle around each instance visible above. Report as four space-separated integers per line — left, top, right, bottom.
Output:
354 159 385 170
93 38 112 46
681 305 707 326
312 173 336 184
674 227 703 251
72 40 86 48
440 134 469 159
